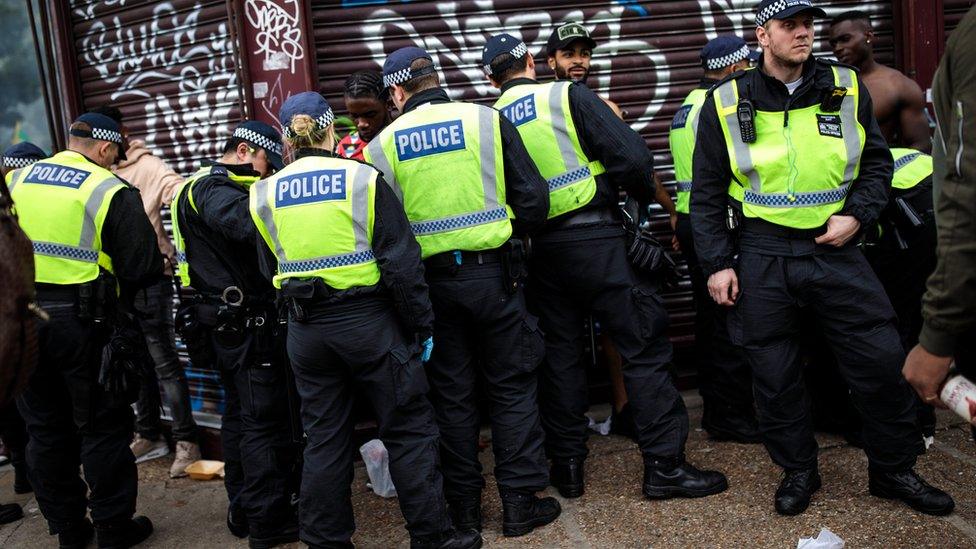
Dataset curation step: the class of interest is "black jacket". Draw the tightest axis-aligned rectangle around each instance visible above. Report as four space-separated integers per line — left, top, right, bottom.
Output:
103 186 164 296
500 78 657 240
256 149 434 339
176 162 272 299
401 88 549 237
690 56 893 276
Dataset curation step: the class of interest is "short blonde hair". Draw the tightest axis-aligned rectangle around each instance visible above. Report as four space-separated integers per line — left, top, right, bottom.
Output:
286 114 336 151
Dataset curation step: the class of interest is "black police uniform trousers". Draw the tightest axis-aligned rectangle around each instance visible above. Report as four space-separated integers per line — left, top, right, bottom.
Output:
17 294 137 533
529 233 689 463
208 315 299 534
423 255 549 503
730 232 922 471
674 213 754 421
286 296 452 546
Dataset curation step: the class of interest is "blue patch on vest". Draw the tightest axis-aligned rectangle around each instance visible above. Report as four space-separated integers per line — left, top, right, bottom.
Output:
22 163 91 189
501 95 537 127
275 170 347 207
394 120 465 161
671 105 693 129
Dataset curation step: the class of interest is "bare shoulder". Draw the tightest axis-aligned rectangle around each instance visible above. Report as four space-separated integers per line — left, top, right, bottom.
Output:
876 64 924 98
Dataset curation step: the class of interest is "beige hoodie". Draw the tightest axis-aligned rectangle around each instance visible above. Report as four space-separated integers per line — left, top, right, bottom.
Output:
113 140 183 276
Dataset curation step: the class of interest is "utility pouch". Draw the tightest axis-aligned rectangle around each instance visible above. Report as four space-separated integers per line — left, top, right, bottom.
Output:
502 239 526 294
820 86 847 112
726 205 741 232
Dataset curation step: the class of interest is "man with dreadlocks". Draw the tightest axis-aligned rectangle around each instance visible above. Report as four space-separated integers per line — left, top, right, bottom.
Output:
337 71 393 161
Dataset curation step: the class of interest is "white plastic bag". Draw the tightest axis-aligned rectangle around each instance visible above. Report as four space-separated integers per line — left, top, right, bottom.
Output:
359 439 397 498
587 414 612 436
797 527 844 549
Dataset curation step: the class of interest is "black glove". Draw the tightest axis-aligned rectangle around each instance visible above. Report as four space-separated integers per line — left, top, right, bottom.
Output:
99 312 152 403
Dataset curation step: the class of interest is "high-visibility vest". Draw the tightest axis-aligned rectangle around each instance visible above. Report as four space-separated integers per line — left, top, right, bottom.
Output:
364 101 512 259
9 150 125 284
716 65 866 229
170 165 259 288
493 81 604 219
669 88 708 214
249 154 381 290
890 148 933 190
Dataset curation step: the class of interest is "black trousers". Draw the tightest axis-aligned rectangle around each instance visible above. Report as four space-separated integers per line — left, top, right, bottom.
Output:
674 214 754 419
528 233 688 463
730 233 922 472
17 297 137 533
209 320 299 535
286 297 452 546
424 260 549 501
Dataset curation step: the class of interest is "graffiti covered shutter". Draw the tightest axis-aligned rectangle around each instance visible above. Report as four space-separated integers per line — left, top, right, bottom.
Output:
945 0 976 36
309 0 893 351
70 0 245 176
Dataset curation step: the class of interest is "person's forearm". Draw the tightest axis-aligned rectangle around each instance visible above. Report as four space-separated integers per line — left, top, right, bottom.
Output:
654 173 677 218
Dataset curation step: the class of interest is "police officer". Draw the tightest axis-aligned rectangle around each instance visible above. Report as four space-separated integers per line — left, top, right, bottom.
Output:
2 142 46 182
8 113 159 547
249 91 480 549
364 47 559 537
171 121 300 547
670 36 760 443
483 34 728 501
691 0 954 516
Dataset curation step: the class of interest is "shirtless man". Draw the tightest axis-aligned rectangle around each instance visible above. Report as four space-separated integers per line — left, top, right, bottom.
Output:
829 10 931 151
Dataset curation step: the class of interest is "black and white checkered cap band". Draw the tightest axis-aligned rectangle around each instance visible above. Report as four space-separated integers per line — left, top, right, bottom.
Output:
756 0 813 27
706 44 751 70
383 64 436 87
2 156 37 169
90 127 123 145
234 127 283 156
484 42 529 75
283 109 336 139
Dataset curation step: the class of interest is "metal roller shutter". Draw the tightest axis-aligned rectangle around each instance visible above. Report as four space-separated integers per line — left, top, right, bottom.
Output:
68 0 246 425
945 0 976 37
310 0 893 367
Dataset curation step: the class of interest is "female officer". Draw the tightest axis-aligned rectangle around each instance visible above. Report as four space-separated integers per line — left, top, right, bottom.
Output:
249 92 480 549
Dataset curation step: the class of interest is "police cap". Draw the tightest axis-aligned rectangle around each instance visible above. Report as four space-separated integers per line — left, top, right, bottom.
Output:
3 142 47 170
700 36 760 70
70 112 128 161
755 0 827 28
232 120 284 171
382 46 436 88
278 92 335 143
482 33 529 76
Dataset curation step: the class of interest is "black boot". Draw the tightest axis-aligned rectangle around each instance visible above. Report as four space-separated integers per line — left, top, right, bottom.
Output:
448 497 482 532
249 519 299 549
13 462 31 494
550 458 584 498
774 468 821 516
95 516 153 549
501 493 561 537
0 503 22 526
58 519 94 549
410 528 482 549
869 468 955 516
226 505 249 539
642 458 728 499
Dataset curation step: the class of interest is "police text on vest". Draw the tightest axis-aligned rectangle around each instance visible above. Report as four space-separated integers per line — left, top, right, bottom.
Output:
276 170 347 207
23 163 91 189
501 95 537 127
394 121 466 161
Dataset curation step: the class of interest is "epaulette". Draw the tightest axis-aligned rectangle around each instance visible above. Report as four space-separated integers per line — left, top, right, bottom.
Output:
704 67 751 98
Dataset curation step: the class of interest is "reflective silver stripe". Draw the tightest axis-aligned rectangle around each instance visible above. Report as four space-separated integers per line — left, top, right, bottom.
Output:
477 105 499 210
835 68 862 184
690 103 701 140
411 207 509 236
548 82 580 171
894 152 922 172
676 180 693 193
366 140 402 201
717 81 762 192
253 179 288 261
742 182 851 208
80 177 123 248
279 249 375 273
351 165 372 252
7 168 23 193
33 240 98 262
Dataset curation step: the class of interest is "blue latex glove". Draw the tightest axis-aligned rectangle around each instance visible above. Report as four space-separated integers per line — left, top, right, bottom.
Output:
421 337 434 363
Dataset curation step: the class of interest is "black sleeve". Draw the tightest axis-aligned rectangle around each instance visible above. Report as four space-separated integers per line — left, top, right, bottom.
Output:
255 235 277 283
838 74 893 227
569 84 656 204
690 95 737 277
101 187 163 292
372 175 434 339
499 115 549 236
194 179 258 245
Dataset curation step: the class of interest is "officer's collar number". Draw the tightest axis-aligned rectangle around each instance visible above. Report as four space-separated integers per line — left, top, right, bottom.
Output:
501 95 537 127
394 120 466 161
276 169 346 207
816 114 843 138
23 163 91 189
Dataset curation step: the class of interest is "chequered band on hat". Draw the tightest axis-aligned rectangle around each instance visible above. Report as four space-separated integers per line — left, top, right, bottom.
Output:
234 127 283 156
383 64 436 88
2 156 37 169
90 127 123 145
484 42 529 75
283 109 336 140
706 44 752 70
756 0 813 27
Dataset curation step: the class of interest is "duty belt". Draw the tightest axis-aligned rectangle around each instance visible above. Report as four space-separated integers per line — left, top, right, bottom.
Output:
424 249 503 270
548 207 621 230
741 217 827 240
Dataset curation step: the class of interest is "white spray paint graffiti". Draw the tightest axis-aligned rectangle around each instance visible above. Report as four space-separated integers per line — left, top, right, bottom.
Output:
244 0 305 73
75 1 239 174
